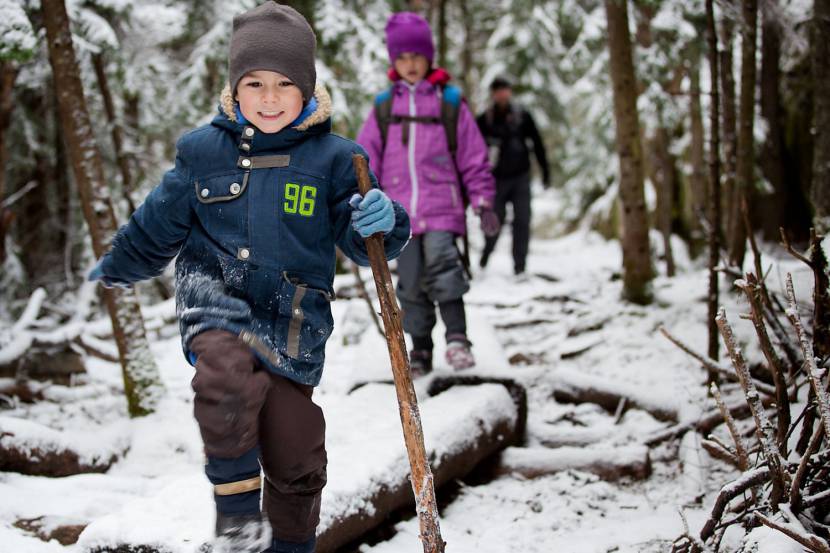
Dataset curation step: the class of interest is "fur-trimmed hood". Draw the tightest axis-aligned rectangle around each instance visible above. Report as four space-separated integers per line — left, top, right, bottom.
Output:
219 82 332 132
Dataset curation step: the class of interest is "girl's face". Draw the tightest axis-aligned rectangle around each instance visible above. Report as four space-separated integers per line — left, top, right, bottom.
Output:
394 52 430 85
236 70 304 134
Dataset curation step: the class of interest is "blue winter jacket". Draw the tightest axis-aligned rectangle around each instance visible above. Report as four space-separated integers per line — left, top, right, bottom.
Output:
97 86 410 386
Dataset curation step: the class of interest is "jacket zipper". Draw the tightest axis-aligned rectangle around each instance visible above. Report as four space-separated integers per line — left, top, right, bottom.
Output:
406 84 419 219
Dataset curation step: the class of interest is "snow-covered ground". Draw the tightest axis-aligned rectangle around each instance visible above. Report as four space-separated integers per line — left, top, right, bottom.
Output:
0 186 817 552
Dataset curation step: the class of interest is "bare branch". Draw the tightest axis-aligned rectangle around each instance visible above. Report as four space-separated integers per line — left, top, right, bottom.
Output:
791 425 825 513
710 382 750 470
660 326 776 396
702 438 742 467
700 466 770 542
755 512 830 553
780 227 811 266
716 307 788 507
737 274 790 453
785 274 830 440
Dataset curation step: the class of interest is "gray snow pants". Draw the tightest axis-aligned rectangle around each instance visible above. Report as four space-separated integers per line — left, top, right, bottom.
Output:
190 329 327 543
396 231 470 342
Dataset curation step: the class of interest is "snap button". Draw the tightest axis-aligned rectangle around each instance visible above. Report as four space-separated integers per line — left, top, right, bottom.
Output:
241 143 251 151
239 248 250 260
200 188 210 198
241 158 251 168
244 127 255 138
230 182 241 195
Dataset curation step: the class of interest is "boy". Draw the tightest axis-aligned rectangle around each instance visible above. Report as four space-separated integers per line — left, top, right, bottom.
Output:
357 12 497 375
89 4 410 552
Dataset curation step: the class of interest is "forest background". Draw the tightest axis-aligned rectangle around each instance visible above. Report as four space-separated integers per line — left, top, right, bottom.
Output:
0 0 824 312
2 0 830 551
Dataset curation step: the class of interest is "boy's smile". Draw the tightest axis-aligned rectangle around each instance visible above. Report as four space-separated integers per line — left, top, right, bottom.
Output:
236 70 304 134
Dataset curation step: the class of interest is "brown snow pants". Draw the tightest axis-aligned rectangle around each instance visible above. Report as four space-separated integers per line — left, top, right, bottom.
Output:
190 329 327 543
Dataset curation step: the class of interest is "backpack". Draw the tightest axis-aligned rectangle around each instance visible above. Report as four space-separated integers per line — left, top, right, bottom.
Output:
373 84 463 156
373 83 473 278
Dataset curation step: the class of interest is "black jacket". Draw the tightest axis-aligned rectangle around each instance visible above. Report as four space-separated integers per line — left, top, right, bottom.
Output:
476 103 549 184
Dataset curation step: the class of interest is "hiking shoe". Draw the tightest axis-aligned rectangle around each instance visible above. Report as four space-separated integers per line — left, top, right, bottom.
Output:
445 334 475 370
409 349 433 378
211 512 272 553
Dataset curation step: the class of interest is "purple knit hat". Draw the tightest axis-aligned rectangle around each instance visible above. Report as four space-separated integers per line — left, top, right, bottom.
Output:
385 12 434 65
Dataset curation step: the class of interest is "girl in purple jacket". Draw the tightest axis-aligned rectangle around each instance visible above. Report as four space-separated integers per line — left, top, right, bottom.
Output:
357 12 498 374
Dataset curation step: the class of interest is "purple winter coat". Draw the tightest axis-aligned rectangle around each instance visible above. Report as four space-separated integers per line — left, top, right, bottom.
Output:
357 76 495 236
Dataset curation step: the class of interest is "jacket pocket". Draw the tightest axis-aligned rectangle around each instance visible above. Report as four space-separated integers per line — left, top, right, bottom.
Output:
194 172 249 241
277 272 334 364
423 170 462 214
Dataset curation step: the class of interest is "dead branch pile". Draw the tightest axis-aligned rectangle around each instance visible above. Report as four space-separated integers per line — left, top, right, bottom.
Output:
668 230 830 553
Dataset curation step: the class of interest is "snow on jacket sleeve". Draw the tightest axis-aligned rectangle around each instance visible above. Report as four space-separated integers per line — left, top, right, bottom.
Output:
329 143 410 267
355 108 385 184
454 102 496 210
99 151 193 282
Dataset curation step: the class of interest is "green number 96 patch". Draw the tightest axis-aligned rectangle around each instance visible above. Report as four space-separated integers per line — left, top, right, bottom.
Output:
283 183 317 217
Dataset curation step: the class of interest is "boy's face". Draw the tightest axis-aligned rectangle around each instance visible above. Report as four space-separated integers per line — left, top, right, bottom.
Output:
236 70 304 134
394 52 430 85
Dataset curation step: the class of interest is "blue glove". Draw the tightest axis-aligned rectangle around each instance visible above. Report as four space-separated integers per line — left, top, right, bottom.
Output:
350 189 395 237
88 259 132 289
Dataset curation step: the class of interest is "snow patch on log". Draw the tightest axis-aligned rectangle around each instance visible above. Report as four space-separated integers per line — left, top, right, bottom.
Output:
552 367 679 422
497 445 651 481
0 416 128 476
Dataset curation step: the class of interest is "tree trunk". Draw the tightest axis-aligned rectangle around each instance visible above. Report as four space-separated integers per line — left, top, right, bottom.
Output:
458 0 474 104
687 55 707 258
706 0 722 365
0 61 17 264
813 0 830 229
436 0 447 70
604 0 653 304
41 0 163 417
729 0 758 269
757 2 785 240
720 11 738 246
650 124 676 277
92 52 137 215
17 86 62 288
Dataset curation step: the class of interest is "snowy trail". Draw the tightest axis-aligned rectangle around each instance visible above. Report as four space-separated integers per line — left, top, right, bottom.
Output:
0 192 818 552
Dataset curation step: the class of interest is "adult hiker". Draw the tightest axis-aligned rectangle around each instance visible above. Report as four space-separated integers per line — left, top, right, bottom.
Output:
357 11 498 375
476 76 550 276
88 3 410 552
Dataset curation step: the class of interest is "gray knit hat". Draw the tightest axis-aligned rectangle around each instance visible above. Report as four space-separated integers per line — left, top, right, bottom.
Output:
229 2 317 101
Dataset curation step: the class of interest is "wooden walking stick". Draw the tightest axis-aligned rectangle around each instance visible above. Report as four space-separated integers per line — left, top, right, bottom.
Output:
352 154 446 553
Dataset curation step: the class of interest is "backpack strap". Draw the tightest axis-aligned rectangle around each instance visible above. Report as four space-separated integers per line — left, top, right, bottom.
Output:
440 84 462 155
374 88 394 153
374 84 462 154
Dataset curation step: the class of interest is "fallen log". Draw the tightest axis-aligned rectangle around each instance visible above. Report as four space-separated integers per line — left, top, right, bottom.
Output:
644 395 776 447
552 368 678 423
75 382 523 553
530 424 611 448
14 516 87 546
316 383 520 552
496 445 651 481
427 375 527 443
0 416 121 476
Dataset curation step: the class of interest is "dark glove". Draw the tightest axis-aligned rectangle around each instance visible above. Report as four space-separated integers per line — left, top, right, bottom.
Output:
477 208 501 237
88 260 132 289
350 189 395 237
